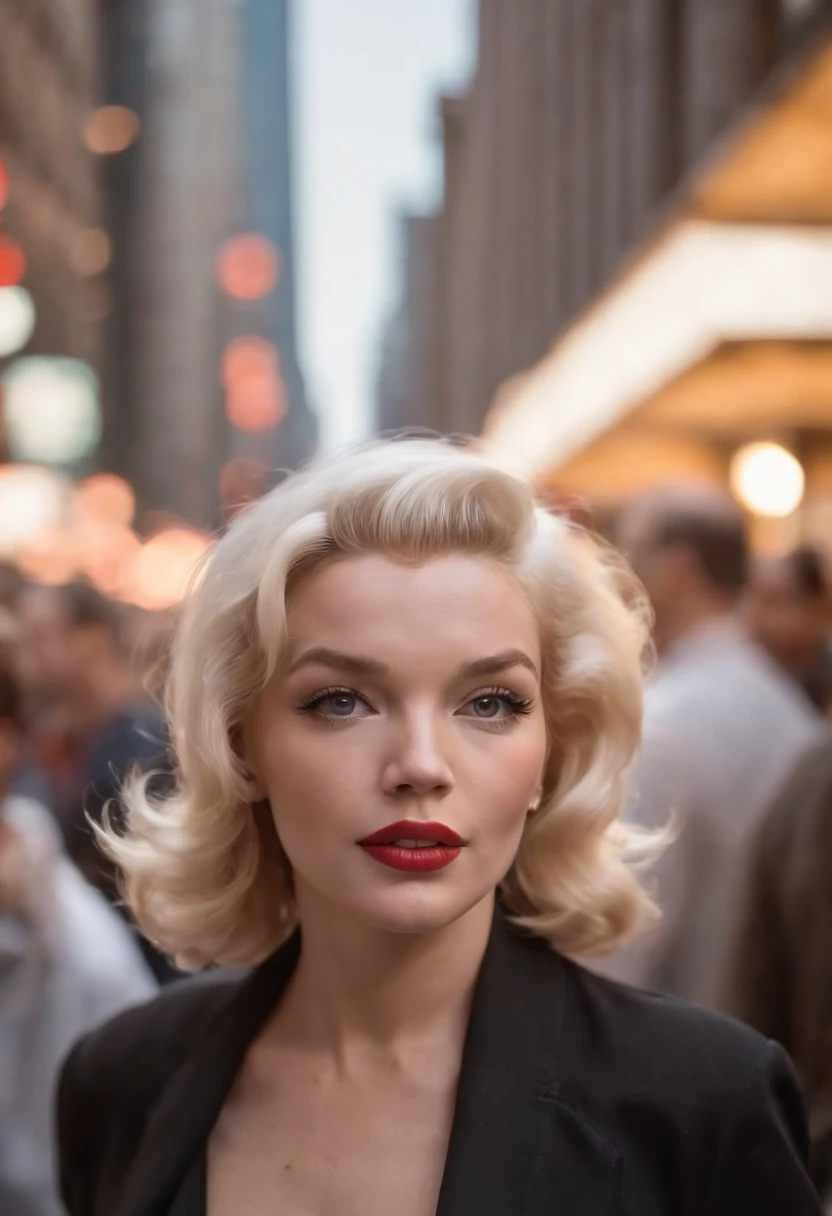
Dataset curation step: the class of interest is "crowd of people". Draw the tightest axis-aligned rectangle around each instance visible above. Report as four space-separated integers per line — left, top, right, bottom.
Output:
0 576 173 1214
2 456 832 1212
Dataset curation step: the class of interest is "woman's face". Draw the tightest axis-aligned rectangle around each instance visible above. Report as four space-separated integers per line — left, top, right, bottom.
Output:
243 553 548 936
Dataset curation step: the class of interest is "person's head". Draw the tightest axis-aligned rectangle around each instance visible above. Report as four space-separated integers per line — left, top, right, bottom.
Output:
107 438 656 969
17 580 126 705
615 485 748 656
743 546 831 673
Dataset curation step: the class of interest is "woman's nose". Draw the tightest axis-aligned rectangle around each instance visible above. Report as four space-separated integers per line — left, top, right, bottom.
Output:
381 714 454 798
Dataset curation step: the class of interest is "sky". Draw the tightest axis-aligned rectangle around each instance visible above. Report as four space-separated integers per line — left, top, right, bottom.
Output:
292 0 475 450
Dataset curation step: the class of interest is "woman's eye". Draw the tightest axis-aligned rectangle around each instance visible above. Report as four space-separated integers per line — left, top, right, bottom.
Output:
300 689 374 720
460 692 530 721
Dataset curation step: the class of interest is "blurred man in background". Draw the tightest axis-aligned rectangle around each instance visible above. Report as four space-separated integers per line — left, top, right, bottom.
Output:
744 545 832 717
604 485 824 1008
0 616 155 1216
17 581 166 900
723 735 832 1202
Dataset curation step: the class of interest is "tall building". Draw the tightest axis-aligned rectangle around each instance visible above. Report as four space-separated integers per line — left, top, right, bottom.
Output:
0 0 102 379
100 0 314 528
233 0 316 472
377 212 442 435
379 0 832 442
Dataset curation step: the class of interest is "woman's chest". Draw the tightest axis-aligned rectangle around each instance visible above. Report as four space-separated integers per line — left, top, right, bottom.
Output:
207 1063 456 1216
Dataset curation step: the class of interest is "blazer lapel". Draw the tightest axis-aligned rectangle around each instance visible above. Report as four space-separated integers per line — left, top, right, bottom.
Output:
436 913 623 1216
114 932 301 1216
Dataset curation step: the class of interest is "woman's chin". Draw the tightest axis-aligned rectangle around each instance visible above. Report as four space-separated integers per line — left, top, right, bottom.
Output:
348 883 495 938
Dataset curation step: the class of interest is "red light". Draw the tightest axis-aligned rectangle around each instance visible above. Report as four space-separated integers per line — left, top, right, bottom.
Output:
226 374 287 433
0 160 9 210
221 337 278 386
0 237 26 287
216 234 280 301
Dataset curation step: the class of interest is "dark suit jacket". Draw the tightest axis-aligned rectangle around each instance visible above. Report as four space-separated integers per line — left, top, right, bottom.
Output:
57 911 822 1215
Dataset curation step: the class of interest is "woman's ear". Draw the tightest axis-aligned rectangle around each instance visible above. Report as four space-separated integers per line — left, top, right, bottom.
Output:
239 763 267 803
232 723 267 802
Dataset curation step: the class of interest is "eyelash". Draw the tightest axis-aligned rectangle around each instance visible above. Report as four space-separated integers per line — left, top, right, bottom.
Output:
296 685 535 726
297 686 372 717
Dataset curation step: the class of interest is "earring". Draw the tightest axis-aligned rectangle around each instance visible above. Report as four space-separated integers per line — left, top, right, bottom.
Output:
528 790 542 813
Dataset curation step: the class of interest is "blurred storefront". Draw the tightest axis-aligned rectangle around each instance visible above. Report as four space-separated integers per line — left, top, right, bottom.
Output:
481 1 832 551
381 0 832 550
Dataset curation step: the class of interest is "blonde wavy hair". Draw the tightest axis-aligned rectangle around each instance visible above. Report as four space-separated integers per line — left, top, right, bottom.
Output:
103 438 658 970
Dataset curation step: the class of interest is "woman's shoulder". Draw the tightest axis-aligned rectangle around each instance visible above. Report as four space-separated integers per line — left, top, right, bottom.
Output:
558 952 807 1141
565 951 779 1076
59 966 247 1120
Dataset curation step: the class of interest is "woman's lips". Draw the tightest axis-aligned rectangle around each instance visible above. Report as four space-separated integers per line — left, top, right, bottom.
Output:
359 820 464 873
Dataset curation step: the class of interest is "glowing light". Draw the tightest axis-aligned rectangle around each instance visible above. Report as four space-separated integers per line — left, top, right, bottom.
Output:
216 234 280 300
0 159 9 210
730 443 805 518
76 520 141 597
221 337 286 432
17 529 78 584
69 228 111 277
85 106 140 154
226 374 287 433
0 287 35 357
485 223 832 474
0 236 26 287
76 474 135 527
125 528 212 611
0 466 68 557
221 337 277 386
1 358 102 465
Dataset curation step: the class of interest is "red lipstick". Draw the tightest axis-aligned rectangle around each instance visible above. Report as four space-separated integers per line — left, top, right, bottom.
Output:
358 820 464 873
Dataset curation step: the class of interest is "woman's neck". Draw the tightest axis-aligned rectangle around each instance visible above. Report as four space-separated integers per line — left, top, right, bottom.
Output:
272 892 495 1064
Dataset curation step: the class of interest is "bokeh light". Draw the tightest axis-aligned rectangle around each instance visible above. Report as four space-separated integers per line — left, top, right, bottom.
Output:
0 287 36 357
221 337 286 432
76 520 141 597
76 473 136 528
216 234 280 300
221 336 277 385
1 358 102 465
730 442 805 518
0 236 26 287
0 466 68 557
17 529 79 585
85 106 140 154
69 228 112 277
124 528 212 611
226 373 287 433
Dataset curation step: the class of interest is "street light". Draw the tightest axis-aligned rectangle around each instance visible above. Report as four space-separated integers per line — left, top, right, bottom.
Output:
730 442 805 518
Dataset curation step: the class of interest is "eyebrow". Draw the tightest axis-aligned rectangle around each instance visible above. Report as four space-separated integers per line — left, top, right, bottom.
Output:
287 648 389 676
287 646 538 680
457 649 539 680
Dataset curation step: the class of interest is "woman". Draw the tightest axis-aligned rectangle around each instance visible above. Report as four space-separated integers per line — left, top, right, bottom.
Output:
58 439 822 1215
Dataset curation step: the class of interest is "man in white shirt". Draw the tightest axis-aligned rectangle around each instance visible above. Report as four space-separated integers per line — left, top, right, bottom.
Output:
603 485 825 1008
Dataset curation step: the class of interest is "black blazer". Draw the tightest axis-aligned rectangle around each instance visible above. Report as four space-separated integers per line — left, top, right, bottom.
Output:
57 911 822 1215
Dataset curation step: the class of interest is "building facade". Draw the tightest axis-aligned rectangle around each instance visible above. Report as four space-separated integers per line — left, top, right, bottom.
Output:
380 0 830 438
100 0 314 528
0 0 102 375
